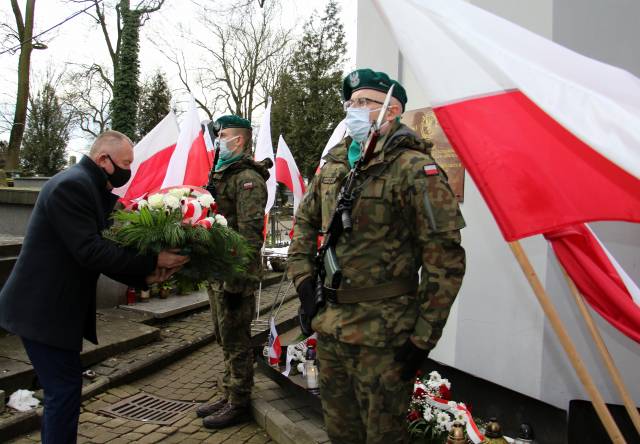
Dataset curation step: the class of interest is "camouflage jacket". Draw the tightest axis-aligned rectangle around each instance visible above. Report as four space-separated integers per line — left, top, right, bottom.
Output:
209 154 271 293
288 121 466 350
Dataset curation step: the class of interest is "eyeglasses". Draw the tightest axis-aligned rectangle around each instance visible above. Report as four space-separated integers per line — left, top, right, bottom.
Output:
343 97 384 111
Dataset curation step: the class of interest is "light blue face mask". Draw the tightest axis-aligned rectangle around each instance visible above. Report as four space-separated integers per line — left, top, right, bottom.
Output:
215 135 240 160
345 107 380 143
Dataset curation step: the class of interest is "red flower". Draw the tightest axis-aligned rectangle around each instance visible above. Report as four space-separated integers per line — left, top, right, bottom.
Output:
414 387 426 398
407 410 420 422
439 384 451 400
307 338 317 348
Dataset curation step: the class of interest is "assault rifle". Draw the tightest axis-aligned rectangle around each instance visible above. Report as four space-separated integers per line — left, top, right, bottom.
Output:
313 85 396 308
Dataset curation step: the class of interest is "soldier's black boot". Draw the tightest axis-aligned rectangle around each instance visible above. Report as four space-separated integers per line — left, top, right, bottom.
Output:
202 402 251 429
196 398 227 418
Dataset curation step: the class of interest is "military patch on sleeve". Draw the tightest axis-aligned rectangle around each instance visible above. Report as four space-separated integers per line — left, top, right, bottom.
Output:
423 164 439 176
242 182 254 190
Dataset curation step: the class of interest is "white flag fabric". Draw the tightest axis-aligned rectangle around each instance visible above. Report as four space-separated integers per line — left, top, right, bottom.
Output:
372 0 640 179
161 97 206 189
255 100 276 213
275 135 306 213
318 119 347 170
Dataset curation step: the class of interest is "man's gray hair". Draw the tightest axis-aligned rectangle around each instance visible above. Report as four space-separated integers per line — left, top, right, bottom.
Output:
89 130 133 157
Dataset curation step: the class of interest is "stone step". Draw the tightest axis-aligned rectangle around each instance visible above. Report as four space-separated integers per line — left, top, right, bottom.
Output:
0 310 160 397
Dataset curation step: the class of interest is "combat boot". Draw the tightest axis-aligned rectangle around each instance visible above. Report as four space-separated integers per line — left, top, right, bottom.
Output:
196 398 227 418
202 402 251 429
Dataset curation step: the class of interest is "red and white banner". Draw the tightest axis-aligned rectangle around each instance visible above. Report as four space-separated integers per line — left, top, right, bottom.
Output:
275 135 306 213
373 0 640 241
423 396 484 443
255 100 276 214
113 112 179 200
161 97 211 190
268 317 282 366
373 0 640 341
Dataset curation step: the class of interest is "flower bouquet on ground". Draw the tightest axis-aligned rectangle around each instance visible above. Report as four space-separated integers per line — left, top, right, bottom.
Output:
104 186 251 288
407 371 485 444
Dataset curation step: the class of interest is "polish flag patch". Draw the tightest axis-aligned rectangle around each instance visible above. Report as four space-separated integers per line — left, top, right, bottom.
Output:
423 164 439 176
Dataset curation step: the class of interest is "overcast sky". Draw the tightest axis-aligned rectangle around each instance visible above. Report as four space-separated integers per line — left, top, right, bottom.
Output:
0 0 357 156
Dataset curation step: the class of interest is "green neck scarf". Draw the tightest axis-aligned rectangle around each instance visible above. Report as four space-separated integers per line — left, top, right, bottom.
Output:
348 140 362 169
215 155 242 172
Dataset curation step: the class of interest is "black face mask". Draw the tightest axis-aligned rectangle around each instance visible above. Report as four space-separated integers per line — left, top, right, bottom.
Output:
104 155 131 188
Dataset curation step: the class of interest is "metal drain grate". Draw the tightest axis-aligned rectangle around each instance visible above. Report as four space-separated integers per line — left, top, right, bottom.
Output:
97 392 196 425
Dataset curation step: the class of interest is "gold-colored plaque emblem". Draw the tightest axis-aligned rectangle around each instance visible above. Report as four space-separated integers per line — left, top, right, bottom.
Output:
401 107 465 201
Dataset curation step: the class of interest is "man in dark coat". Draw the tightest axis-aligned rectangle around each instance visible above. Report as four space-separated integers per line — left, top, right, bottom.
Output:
0 130 189 443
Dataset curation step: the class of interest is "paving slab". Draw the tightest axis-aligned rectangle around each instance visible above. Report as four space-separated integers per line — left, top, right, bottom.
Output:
119 290 210 319
0 315 160 396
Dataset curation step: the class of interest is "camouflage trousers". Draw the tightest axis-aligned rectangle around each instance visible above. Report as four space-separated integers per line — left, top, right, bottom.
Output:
207 282 256 406
317 335 414 444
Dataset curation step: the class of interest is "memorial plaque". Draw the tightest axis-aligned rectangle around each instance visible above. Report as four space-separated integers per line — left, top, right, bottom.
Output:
401 108 465 201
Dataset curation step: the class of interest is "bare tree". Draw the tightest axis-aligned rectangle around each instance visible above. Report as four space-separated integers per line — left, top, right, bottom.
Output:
62 63 113 137
4 0 36 170
161 0 291 122
68 0 164 139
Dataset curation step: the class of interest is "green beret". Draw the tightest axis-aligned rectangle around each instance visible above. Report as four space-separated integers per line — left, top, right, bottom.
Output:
342 68 408 111
212 115 252 136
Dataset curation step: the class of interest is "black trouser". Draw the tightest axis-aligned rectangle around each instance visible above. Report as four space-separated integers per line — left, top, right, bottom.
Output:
21 337 82 444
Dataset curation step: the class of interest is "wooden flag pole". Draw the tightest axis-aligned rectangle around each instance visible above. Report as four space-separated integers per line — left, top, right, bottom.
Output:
559 266 640 437
508 241 626 443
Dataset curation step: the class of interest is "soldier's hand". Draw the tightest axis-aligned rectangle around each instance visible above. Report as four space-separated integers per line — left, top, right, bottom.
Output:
394 338 430 381
297 278 318 319
223 290 243 310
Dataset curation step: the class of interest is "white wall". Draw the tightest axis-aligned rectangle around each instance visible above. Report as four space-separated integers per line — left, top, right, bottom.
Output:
356 0 640 411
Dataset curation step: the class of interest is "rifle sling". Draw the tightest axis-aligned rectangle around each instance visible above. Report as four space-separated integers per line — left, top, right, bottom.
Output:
335 278 418 303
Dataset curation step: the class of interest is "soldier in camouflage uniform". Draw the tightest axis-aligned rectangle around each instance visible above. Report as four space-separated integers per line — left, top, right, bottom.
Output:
287 69 466 444
197 115 271 429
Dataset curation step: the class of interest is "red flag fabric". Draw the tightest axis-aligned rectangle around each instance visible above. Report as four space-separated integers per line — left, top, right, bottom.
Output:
433 91 640 241
161 97 211 190
113 112 179 201
546 224 640 343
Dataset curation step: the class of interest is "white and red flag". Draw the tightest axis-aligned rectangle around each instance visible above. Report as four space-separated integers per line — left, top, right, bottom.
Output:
318 119 347 171
255 100 276 214
161 97 211 189
275 135 306 214
268 317 282 366
374 0 640 341
113 112 179 200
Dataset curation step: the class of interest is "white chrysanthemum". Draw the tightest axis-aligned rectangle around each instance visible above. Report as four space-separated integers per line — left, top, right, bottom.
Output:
214 214 228 226
423 407 434 422
447 401 458 409
454 411 467 424
168 187 190 198
441 378 451 389
197 194 215 208
136 199 148 208
444 420 454 432
429 371 441 382
148 194 164 208
163 194 181 209
436 412 450 424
